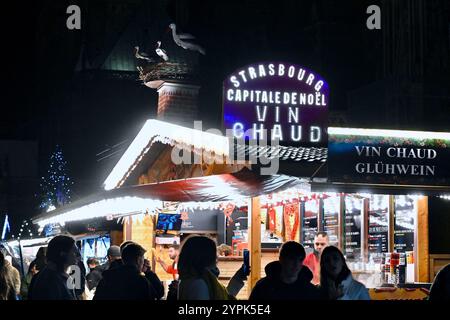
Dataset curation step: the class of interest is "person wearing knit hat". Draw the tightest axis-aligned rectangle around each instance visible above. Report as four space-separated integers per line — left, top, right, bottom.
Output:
98 245 122 273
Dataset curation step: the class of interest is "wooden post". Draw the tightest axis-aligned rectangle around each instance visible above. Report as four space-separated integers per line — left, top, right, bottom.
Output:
362 198 369 263
299 201 304 243
248 197 261 296
318 198 323 231
415 196 429 282
388 195 395 252
110 230 124 246
338 194 345 251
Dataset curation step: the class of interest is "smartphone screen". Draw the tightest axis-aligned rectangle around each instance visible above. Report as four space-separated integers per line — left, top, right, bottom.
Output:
243 249 250 274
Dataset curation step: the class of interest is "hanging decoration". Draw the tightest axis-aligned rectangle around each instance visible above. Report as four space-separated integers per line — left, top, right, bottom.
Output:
180 211 190 221
220 202 236 226
283 203 300 241
268 206 277 233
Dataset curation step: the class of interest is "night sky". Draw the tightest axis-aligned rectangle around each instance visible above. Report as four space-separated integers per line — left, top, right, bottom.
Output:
1 0 449 234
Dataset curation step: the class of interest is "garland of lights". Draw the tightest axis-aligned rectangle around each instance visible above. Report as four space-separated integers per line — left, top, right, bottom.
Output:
10 219 35 240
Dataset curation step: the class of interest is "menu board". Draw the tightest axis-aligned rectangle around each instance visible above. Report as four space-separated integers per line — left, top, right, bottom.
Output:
322 195 340 246
344 196 363 261
302 199 319 249
368 195 389 258
181 209 218 232
394 195 416 252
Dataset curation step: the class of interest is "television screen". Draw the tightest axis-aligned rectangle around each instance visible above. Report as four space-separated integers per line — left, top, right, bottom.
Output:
156 213 182 231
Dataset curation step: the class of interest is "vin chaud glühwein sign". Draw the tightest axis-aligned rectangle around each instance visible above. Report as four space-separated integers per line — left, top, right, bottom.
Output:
223 62 329 148
328 128 450 186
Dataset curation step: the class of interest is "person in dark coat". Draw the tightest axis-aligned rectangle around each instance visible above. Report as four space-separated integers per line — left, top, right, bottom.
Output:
86 258 103 291
249 241 321 300
142 257 165 300
119 241 164 300
98 245 122 273
28 236 81 300
429 263 450 301
31 247 47 271
93 243 157 300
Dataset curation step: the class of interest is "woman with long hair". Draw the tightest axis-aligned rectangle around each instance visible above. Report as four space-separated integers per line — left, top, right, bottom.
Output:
319 246 370 300
178 235 243 300
0 251 17 300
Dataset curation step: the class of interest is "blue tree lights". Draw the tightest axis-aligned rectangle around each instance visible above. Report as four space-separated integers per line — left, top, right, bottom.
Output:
39 145 74 211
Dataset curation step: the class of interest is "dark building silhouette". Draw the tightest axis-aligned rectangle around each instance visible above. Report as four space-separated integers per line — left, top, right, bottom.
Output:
348 0 450 130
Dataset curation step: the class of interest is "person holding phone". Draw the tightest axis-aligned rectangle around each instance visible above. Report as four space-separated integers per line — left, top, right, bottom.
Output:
177 235 250 300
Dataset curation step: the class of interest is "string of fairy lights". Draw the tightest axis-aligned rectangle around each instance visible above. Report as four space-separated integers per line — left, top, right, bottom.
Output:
10 219 35 241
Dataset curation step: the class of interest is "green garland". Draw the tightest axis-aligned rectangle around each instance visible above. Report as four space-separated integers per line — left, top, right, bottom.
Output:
329 134 450 148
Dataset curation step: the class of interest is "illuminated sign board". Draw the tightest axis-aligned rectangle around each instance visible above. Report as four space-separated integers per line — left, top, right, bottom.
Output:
223 62 329 148
328 128 450 186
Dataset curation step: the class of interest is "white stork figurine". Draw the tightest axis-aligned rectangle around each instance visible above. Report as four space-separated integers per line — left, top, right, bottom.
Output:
155 41 169 61
134 46 155 62
169 23 206 55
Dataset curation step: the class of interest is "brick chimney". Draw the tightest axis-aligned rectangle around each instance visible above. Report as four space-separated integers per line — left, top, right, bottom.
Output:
156 82 200 127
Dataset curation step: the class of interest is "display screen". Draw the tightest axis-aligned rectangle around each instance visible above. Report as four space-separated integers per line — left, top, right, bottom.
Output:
156 213 182 231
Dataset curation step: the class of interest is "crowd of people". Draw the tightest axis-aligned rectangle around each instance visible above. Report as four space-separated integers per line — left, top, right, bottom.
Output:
1 232 449 301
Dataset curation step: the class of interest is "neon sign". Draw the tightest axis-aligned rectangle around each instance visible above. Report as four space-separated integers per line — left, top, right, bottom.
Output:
223 62 329 147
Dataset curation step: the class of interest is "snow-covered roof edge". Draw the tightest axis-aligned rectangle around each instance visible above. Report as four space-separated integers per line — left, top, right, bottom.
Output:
103 119 230 190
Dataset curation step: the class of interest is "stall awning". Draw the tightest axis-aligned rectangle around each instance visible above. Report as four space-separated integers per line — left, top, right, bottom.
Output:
33 169 310 227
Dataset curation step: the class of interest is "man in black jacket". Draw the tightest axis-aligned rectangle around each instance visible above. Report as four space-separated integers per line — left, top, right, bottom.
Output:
93 243 157 300
249 241 321 300
29 236 80 300
117 241 165 300
86 258 103 291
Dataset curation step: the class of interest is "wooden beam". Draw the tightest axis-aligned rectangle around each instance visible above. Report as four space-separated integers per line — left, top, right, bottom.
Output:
415 196 429 282
298 201 304 243
318 198 323 232
338 194 345 250
362 198 369 263
388 195 395 252
247 197 261 297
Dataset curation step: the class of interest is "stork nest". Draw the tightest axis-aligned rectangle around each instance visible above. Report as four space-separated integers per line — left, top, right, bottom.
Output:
137 62 198 83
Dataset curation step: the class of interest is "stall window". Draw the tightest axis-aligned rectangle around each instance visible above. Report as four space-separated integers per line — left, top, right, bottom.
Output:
368 194 390 262
393 195 416 253
322 195 340 247
344 195 363 262
301 199 319 250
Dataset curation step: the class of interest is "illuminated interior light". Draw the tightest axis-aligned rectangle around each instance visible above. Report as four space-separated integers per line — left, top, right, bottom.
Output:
328 127 450 140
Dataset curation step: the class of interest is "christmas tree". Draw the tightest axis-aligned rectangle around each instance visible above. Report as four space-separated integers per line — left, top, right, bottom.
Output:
39 145 74 211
